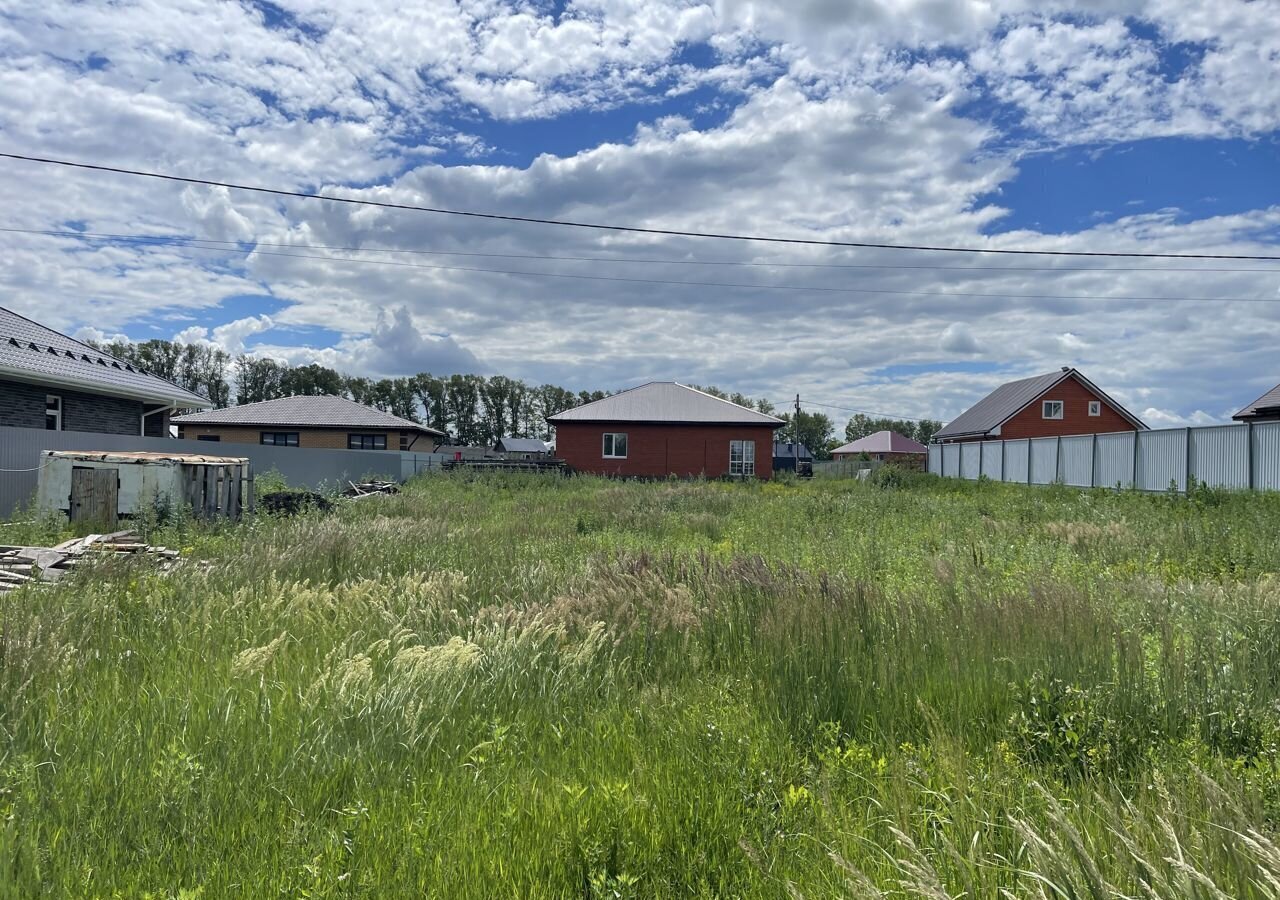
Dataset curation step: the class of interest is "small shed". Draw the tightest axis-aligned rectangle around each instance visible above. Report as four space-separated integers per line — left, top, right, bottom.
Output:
37 450 252 525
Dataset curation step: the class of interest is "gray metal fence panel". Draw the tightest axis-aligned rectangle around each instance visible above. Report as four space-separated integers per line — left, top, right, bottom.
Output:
943 444 960 477
980 441 1003 480
1190 425 1248 489
1256 423 1280 491
1004 440 1030 483
928 444 942 474
1059 435 1094 487
0 425 407 518
960 442 981 479
932 422 1280 493
1136 428 1186 492
400 453 451 480
1095 432 1135 488
1030 438 1058 484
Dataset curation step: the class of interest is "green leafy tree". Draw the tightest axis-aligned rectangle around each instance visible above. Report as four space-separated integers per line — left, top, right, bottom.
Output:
281 363 346 397
234 355 286 405
782 411 835 460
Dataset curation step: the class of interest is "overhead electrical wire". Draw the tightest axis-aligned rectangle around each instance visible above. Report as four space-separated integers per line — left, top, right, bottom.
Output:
5 151 1280 261
11 227 1280 305
793 399 929 421
4 226 1280 274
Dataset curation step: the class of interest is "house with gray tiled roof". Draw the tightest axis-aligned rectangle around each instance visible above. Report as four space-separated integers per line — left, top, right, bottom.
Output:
174 394 446 451
0 304 211 437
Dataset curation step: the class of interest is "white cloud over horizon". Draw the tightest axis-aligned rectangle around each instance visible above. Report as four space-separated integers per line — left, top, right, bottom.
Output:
0 0 1277 425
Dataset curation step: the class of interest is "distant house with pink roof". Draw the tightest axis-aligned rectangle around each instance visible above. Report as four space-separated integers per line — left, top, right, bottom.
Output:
831 430 927 463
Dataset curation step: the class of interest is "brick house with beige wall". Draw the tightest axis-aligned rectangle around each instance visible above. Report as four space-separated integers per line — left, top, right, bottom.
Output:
934 367 1146 444
173 394 445 451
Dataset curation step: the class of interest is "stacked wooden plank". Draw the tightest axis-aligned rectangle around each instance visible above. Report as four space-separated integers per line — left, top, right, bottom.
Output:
0 530 182 593
343 480 400 499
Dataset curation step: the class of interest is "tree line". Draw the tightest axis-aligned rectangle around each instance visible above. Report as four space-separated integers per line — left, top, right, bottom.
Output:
88 337 942 449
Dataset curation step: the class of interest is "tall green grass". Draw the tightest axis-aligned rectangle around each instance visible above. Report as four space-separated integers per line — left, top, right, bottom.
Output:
1 472 1279 896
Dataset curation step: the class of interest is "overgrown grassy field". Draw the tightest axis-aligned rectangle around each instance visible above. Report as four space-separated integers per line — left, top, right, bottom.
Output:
3 472 1280 897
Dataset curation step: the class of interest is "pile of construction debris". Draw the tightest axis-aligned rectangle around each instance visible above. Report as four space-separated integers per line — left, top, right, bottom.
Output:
0 530 183 593
343 480 399 499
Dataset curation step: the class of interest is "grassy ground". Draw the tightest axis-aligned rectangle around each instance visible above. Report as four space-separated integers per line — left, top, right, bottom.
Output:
2 471 1280 898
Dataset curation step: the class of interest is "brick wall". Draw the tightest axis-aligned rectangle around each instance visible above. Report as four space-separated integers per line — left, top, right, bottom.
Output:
554 423 778 479
998 376 1137 440
176 424 408 450
0 378 144 435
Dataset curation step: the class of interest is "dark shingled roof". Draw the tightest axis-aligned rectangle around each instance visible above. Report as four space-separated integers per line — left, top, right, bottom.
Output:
935 368 1145 440
0 305 211 407
548 382 784 426
1233 382 1280 421
174 394 446 435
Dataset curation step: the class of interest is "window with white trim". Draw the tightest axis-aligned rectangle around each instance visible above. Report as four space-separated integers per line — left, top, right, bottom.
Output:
1042 400 1064 420
602 432 628 458
45 395 62 431
1088 400 1101 416
729 439 756 476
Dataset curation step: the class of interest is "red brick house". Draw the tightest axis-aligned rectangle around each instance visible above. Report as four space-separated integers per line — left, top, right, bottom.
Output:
934 367 1146 444
548 382 785 479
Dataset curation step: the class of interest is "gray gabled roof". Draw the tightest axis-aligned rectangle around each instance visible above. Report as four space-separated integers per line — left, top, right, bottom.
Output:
547 382 785 427
833 430 927 454
174 394 446 435
1233 382 1280 420
773 442 813 459
935 368 1145 440
0 305 211 408
495 438 548 452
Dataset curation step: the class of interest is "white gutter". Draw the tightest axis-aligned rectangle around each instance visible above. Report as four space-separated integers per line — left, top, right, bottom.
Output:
0 365 212 409
140 403 176 437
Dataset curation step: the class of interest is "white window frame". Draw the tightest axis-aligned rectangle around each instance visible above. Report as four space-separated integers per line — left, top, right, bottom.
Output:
45 394 62 431
1042 400 1064 420
1088 400 1101 417
729 439 756 477
602 432 628 458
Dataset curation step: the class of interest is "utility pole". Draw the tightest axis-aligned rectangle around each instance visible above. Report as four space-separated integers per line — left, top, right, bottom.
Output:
794 394 801 471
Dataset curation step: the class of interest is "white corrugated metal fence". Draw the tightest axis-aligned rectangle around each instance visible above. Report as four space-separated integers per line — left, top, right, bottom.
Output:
928 421 1280 492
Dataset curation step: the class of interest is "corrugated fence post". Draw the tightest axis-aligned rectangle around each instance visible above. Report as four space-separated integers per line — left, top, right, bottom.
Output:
1055 435 1062 484
1184 426 1192 492
1247 421 1255 491
1090 432 1097 488
1000 440 1006 484
1132 430 1140 490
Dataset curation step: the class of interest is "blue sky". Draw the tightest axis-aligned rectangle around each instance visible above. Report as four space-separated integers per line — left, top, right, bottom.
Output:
1 0 1279 426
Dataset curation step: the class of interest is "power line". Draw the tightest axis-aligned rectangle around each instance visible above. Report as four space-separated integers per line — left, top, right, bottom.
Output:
6 226 1280 274
794 399 930 421
14 227 1280 305
5 151 1280 261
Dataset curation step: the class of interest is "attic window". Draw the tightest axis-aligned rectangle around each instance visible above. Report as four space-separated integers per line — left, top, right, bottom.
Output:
1042 400 1064 420
1088 401 1101 416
